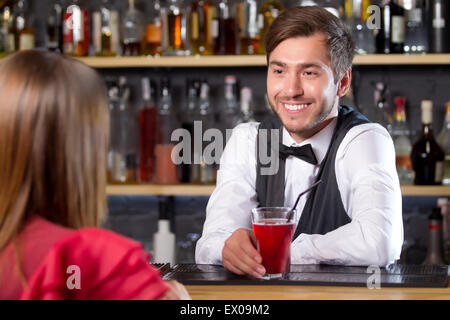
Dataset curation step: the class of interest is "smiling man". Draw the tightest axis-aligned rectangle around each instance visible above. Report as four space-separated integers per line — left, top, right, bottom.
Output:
195 6 404 278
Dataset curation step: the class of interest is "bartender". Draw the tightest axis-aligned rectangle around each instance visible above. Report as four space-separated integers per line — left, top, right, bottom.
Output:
195 6 403 278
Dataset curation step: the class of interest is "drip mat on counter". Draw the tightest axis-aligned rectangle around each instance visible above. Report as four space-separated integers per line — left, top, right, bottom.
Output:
158 264 449 288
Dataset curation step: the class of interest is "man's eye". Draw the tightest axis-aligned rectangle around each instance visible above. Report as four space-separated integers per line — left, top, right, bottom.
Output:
304 71 318 77
273 69 283 74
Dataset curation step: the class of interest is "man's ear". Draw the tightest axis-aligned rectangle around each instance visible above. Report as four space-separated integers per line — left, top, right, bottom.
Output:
337 68 352 97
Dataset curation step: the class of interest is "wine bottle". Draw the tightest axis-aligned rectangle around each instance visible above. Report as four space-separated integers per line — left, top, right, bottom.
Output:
411 100 445 185
392 97 413 185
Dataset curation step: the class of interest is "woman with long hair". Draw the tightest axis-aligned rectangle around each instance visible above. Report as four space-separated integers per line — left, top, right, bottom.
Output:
0 49 189 300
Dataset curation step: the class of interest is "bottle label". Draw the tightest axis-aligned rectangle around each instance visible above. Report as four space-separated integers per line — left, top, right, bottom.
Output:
429 223 442 231
110 11 120 54
7 33 15 52
435 160 444 183
391 16 405 43
191 12 199 40
93 12 101 53
212 19 219 39
63 12 74 53
19 34 34 50
146 24 162 43
396 155 412 171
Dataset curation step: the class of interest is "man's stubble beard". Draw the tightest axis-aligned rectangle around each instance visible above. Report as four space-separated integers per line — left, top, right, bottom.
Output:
269 96 337 137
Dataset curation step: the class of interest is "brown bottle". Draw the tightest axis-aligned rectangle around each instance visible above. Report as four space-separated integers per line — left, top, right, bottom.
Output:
213 0 237 55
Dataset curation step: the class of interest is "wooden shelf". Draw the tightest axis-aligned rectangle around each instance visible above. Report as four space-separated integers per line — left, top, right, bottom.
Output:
107 184 450 197
77 54 450 68
106 184 215 196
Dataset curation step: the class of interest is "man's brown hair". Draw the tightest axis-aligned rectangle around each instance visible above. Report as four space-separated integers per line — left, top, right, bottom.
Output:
265 6 355 82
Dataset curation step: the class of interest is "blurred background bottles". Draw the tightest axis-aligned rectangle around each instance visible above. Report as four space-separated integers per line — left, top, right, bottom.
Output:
154 78 180 185
348 0 376 54
391 96 414 185
93 0 119 56
430 0 448 53
46 0 62 52
213 0 237 55
220 75 241 133
63 0 90 56
258 0 285 54
10 0 34 51
166 0 188 55
239 86 255 123
403 0 428 54
121 0 143 56
411 100 445 185
368 82 393 134
138 77 158 184
188 0 207 55
238 0 260 55
145 0 162 55
437 102 450 185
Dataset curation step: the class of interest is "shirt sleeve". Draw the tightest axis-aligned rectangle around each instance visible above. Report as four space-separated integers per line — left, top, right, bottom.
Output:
195 123 260 265
19 228 169 300
291 124 404 266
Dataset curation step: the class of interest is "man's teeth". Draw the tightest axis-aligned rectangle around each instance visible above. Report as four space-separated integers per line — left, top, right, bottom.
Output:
284 103 309 111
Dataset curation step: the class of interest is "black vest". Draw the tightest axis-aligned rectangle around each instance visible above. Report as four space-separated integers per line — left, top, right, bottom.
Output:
255 106 370 238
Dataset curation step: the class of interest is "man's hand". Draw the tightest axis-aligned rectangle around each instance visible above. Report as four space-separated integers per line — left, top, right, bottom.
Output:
222 228 266 278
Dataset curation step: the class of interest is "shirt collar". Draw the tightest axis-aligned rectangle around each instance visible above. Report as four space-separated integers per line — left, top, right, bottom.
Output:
282 117 338 165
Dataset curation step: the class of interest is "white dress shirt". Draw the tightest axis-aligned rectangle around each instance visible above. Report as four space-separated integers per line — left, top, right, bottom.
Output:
195 117 404 267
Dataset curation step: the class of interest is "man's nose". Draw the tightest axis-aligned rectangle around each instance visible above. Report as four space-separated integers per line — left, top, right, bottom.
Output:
285 73 304 97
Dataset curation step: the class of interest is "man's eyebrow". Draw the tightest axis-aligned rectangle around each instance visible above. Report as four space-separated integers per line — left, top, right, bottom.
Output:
269 61 323 69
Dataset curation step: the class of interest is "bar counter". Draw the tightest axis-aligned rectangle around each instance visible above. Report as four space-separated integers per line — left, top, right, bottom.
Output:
185 283 450 300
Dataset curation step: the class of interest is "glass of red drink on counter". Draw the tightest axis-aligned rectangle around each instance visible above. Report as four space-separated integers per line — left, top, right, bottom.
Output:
251 207 296 279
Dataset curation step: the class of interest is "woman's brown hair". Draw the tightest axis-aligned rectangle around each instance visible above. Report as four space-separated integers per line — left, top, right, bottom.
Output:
0 50 109 255
265 6 355 82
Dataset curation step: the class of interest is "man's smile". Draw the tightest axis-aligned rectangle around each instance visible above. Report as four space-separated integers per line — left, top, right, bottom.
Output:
281 101 313 114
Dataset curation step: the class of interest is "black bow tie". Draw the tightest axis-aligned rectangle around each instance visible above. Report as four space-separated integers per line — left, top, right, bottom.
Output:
279 143 318 165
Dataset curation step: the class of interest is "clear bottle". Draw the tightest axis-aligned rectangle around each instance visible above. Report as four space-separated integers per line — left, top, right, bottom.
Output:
192 80 216 185
10 0 34 51
63 0 90 56
403 0 428 54
220 75 241 132
166 0 188 55
153 197 176 266
423 207 447 265
240 86 256 123
1 2 13 55
121 0 143 56
392 97 414 185
203 0 216 55
46 0 63 53
437 102 450 185
437 198 450 265
93 0 119 56
154 78 179 185
238 0 260 55
258 0 285 54
349 0 376 54
145 0 162 56
138 77 158 183
429 0 448 53
411 100 445 185
213 0 237 55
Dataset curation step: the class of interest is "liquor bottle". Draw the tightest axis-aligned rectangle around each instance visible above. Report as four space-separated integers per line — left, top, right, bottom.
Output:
10 0 34 51
391 97 414 185
369 82 393 134
437 102 450 185
189 0 207 55
220 75 241 133
213 0 237 55
300 0 343 18
203 0 216 55
166 0 188 55
258 0 285 54
46 0 63 53
1 2 13 54
437 198 450 264
191 80 216 185
180 79 201 183
411 100 445 185
376 0 391 53
238 0 260 55
145 0 162 55
404 0 428 54
350 0 376 54
390 0 405 53
138 77 158 183
423 207 447 265
154 78 179 185
239 87 256 123
108 79 134 183
63 0 90 56
121 0 143 56
153 197 176 266
429 0 448 53
93 0 119 56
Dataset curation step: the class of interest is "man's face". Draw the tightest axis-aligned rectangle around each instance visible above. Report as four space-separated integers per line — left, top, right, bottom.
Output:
267 33 346 142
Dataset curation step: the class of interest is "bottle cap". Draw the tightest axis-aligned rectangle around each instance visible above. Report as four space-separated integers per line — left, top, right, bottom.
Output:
225 75 236 83
430 207 443 221
421 100 433 124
